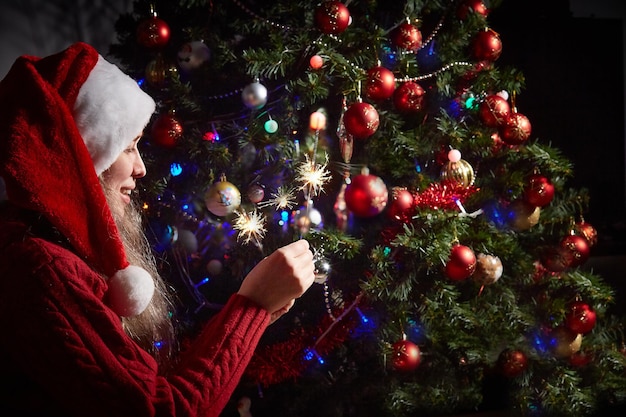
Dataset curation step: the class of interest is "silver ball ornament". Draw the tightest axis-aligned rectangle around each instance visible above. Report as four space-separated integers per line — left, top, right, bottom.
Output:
314 258 331 284
242 81 268 109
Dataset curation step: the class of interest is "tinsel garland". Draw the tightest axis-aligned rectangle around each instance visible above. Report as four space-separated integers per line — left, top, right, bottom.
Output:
414 182 479 211
244 298 361 386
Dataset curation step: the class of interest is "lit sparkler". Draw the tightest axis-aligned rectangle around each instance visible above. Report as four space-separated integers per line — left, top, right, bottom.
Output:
233 209 267 248
296 153 332 199
257 186 298 210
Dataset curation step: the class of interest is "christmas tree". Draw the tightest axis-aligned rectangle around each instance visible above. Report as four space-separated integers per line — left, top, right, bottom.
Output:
110 0 626 416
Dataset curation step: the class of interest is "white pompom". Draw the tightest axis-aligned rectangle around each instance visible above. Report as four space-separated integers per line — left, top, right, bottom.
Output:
107 265 155 317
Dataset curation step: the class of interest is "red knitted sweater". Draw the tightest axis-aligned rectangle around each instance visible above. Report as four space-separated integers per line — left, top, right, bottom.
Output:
0 210 270 417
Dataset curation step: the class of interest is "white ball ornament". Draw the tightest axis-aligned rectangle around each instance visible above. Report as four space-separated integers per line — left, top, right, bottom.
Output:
177 41 211 72
496 90 509 100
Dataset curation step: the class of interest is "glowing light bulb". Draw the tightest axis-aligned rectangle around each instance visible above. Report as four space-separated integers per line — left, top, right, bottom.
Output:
309 111 327 130
264 119 278 134
309 54 324 69
448 149 462 163
170 162 183 176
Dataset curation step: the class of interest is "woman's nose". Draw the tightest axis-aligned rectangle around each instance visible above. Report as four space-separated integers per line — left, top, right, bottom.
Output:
133 153 147 178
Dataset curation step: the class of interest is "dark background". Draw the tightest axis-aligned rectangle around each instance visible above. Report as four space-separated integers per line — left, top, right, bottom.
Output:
488 1 626 315
491 0 626 250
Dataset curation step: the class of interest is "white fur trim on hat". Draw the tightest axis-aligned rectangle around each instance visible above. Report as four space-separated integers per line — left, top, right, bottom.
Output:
107 265 155 317
73 55 156 175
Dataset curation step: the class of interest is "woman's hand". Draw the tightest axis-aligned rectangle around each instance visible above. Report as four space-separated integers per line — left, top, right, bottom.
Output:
237 239 315 323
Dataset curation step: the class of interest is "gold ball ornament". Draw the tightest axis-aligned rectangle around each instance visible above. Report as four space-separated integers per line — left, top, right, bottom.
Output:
204 177 242 217
472 253 503 285
551 327 583 358
440 149 475 188
507 199 540 231
145 55 177 87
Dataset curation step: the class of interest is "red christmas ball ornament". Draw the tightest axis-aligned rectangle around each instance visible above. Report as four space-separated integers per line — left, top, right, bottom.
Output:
541 245 573 273
565 301 597 334
479 94 510 127
137 16 171 49
344 171 388 217
524 174 555 207
391 22 422 52
498 349 528 378
365 66 396 101
445 244 477 281
457 0 490 19
393 81 425 113
314 1 350 35
575 221 598 247
343 101 380 139
391 340 421 372
472 28 502 61
569 351 592 367
151 113 183 148
386 187 415 221
499 112 532 145
560 234 590 267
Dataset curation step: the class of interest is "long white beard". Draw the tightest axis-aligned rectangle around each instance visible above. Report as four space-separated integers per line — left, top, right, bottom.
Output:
103 184 178 368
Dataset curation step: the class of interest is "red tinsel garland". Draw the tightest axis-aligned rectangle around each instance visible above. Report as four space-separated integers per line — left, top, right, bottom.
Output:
414 181 478 211
245 299 360 386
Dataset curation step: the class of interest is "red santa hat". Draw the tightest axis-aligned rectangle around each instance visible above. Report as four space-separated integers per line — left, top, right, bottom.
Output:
0 42 156 317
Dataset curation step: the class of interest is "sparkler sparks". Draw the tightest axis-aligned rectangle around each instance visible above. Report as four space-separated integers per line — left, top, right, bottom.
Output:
233 209 267 246
257 186 298 210
296 154 332 199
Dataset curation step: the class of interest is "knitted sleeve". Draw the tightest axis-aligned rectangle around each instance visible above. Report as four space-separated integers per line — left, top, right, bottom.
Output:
0 235 270 417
